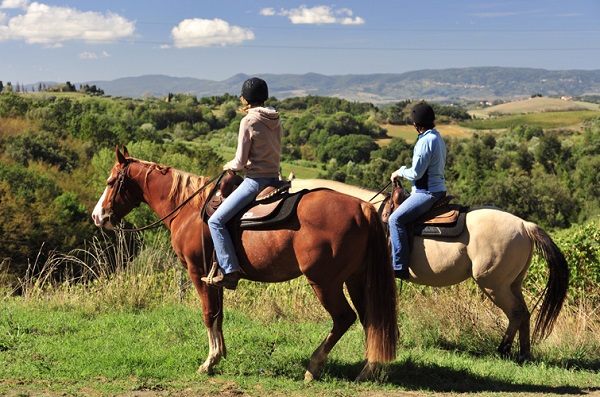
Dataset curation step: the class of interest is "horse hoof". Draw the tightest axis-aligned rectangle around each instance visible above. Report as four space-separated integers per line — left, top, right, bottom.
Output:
355 362 380 382
197 365 213 376
517 353 532 364
304 370 317 382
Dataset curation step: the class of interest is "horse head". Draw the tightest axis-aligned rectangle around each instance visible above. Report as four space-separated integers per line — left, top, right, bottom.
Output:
92 146 144 229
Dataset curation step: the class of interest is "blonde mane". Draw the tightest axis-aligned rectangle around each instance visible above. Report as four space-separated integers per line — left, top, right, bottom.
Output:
135 159 213 208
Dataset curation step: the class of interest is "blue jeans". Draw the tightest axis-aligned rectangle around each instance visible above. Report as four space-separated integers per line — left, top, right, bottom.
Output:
208 176 279 274
389 190 446 271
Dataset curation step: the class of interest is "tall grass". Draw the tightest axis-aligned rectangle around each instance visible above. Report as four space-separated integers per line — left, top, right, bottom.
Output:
8 230 184 312
1 225 598 397
5 226 598 364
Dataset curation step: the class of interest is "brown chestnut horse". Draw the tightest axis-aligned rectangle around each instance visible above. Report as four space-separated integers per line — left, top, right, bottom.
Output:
92 147 398 381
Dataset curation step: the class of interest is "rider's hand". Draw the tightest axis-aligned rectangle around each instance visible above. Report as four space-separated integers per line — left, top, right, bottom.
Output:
390 170 400 182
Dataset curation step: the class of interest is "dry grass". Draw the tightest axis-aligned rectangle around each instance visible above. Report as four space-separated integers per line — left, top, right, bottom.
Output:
376 124 471 147
0 117 32 138
469 97 600 119
4 235 598 364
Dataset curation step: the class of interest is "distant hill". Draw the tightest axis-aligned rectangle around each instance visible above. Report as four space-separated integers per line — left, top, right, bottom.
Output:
70 67 600 103
469 97 600 118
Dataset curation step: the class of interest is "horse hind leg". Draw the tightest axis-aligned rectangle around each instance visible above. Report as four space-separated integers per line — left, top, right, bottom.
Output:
511 271 532 362
480 283 530 360
304 283 357 382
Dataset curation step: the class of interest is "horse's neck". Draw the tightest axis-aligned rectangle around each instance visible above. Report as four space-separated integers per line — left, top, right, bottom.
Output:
133 164 178 221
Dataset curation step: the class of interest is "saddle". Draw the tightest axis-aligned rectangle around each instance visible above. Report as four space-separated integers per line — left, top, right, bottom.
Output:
379 184 468 238
202 172 304 229
413 197 467 237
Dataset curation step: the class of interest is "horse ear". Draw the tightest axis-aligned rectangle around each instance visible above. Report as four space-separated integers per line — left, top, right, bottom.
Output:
122 146 131 158
116 146 127 165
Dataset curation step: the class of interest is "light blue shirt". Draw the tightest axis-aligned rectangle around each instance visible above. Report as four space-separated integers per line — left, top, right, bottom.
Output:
397 128 446 193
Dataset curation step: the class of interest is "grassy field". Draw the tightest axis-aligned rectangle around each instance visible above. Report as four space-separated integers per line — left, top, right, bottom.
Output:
376 123 472 147
469 97 600 119
1 236 598 397
1 296 598 397
461 110 600 131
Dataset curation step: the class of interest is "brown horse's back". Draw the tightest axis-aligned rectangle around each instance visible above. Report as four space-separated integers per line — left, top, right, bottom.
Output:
239 189 371 283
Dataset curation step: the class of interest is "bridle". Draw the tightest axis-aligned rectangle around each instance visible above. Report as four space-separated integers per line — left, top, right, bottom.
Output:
105 159 225 233
105 160 133 228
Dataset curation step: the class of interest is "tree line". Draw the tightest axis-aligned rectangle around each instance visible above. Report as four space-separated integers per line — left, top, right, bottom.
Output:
0 91 598 283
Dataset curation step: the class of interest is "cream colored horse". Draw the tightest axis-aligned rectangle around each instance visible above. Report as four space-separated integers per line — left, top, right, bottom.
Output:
290 178 569 361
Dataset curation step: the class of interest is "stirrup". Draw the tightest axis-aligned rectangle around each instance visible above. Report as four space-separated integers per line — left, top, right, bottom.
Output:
204 261 221 284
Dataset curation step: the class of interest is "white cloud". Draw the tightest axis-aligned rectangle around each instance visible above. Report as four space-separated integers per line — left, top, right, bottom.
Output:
0 0 29 9
0 2 135 45
262 5 364 25
79 51 111 59
259 7 276 17
171 18 254 48
79 51 97 59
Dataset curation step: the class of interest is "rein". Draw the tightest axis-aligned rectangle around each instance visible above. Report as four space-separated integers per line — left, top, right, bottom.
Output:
113 167 226 233
369 180 392 203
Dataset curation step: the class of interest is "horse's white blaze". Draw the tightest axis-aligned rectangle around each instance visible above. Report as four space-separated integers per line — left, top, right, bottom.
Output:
92 188 110 227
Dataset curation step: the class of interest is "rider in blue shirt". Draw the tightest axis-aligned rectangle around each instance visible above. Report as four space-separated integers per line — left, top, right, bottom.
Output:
389 102 447 280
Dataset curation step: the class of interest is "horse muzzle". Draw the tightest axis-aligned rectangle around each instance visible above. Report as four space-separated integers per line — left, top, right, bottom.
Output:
92 209 116 230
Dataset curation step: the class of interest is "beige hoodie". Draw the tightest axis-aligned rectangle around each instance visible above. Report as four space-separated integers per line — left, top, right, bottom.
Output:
224 107 282 178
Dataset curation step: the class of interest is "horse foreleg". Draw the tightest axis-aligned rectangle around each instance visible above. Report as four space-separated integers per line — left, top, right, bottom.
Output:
199 316 225 374
304 284 357 382
188 266 226 375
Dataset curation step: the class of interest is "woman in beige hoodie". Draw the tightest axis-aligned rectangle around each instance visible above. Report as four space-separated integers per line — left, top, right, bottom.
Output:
202 77 282 290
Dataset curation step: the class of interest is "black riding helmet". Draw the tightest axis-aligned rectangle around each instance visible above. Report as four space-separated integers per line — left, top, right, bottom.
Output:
410 102 435 127
241 77 269 104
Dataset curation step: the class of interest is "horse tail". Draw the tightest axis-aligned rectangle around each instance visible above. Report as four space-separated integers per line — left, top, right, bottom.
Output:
524 221 570 341
362 202 398 363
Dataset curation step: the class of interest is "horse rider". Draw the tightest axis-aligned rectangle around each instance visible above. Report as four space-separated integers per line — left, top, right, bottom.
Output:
201 77 283 290
389 102 447 280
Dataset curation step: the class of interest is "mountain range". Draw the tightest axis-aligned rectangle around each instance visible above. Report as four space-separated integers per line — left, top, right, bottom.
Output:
79 67 600 103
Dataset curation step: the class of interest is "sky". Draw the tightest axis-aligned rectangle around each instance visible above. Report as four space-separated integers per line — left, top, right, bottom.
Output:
1 0 599 85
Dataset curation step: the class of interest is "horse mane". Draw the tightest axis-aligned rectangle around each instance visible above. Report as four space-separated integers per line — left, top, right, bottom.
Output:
134 159 213 208
169 168 213 208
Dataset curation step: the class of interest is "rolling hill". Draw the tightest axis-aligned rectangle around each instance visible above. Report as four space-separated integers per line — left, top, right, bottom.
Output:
75 67 600 103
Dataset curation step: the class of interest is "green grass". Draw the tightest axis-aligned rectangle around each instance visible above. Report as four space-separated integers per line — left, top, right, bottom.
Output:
1 252 599 397
1 295 598 397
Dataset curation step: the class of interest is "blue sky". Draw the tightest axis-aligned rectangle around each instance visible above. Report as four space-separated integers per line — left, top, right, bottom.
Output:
1 0 599 85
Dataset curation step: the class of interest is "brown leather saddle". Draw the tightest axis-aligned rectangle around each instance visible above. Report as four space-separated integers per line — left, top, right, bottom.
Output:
202 172 305 229
379 184 468 238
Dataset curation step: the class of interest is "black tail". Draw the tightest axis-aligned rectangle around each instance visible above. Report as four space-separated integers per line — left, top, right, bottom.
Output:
525 222 570 341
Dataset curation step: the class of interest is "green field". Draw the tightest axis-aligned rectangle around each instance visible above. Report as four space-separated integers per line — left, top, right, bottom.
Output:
1 223 598 397
2 286 598 397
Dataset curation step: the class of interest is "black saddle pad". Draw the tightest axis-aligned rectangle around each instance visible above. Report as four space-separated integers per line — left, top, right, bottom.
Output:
413 205 468 238
234 189 307 229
